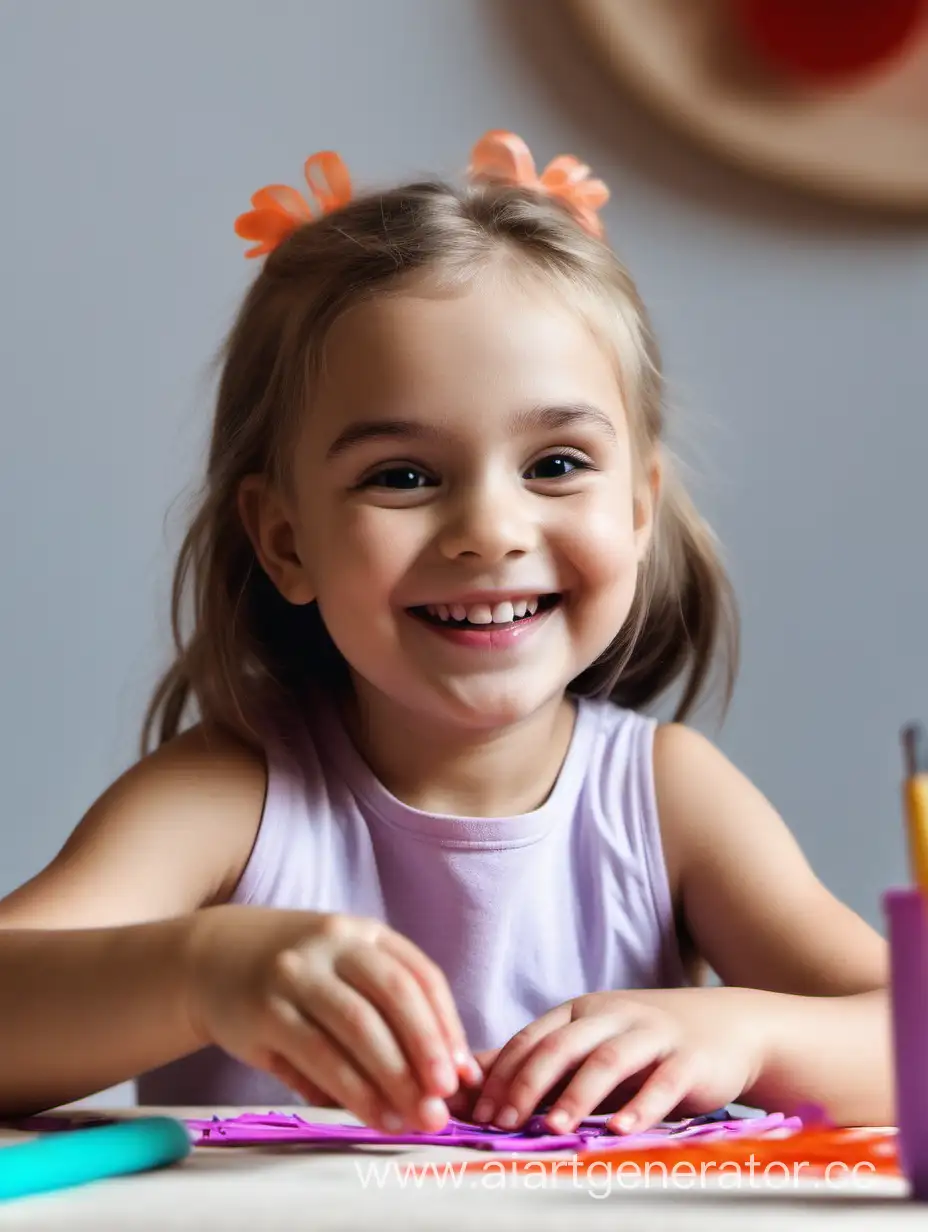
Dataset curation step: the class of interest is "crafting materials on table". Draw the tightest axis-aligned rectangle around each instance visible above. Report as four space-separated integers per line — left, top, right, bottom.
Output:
881 722 928 1201
184 1109 803 1153
439 1126 901 1183
0 1116 191 1203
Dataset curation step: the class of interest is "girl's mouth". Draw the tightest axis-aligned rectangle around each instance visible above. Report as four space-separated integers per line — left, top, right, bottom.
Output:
408 593 561 630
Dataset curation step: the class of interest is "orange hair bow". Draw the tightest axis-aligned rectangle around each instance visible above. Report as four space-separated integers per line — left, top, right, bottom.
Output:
233 132 608 257
468 129 609 237
234 151 352 258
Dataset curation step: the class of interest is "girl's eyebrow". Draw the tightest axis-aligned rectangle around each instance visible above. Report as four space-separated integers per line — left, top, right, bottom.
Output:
325 402 617 459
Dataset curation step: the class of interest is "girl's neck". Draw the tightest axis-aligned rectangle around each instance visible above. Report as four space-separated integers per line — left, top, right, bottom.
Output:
336 685 577 818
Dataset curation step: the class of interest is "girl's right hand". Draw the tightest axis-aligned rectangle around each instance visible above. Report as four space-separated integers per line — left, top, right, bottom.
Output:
184 905 481 1133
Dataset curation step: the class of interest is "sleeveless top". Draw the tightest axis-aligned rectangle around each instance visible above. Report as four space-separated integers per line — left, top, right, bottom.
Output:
138 695 687 1105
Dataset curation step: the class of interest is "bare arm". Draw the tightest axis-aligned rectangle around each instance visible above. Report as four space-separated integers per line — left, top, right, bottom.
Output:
0 725 267 1116
654 722 891 1123
0 916 206 1115
741 986 891 1125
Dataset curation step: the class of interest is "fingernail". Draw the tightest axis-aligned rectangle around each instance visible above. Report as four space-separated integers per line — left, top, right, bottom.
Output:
614 1113 636 1133
381 1112 404 1133
431 1057 457 1096
472 1098 493 1124
419 1097 448 1130
495 1105 519 1129
454 1050 483 1084
547 1109 571 1131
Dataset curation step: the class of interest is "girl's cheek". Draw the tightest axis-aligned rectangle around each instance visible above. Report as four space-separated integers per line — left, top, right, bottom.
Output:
557 511 639 582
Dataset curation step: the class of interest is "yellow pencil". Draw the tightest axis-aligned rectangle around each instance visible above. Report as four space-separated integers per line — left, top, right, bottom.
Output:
901 722 928 894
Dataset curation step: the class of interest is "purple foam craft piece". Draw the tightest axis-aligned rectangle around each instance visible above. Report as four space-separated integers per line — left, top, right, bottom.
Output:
884 887 928 1201
184 1110 804 1152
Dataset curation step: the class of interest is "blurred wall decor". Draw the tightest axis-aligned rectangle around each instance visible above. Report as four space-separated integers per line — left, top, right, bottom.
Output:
568 0 928 212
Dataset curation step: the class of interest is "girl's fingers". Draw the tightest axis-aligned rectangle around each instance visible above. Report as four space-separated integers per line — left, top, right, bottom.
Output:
336 946 460 1100
478 1019 619 1129
267 1052 339 1107
472 1047 501 1073
606 1050 696 1134
445 1082 480 1119
447 1048 501 1118
471 1006 572 1124
378 929 481 1085
278 958 434 1130
544 1025 669 1131
268 1001 397 1132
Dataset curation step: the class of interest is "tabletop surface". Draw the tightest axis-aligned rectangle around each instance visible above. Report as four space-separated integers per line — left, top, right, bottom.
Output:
0 1106 921 1229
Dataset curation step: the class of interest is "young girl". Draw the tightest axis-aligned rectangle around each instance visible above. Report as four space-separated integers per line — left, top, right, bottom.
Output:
0 130 891 1139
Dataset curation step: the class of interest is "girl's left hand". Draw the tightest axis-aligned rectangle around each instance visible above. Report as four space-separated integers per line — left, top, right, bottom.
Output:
467 988 768 1135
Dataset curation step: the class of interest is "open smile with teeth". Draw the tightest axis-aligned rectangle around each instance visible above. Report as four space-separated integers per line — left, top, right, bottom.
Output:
410 594 561 628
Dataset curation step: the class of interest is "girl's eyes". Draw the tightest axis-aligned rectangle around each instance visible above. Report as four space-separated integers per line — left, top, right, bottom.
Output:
523 453 590 480
358 452 592 490
362 466 436 490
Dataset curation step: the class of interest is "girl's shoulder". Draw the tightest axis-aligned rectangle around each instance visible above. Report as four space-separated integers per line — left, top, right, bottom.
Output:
141 723 270 904
648 721 888 994
0 723 268 930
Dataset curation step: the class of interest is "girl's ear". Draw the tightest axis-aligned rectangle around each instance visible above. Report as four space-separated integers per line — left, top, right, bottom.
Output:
237 474 315 606
633 453 661 561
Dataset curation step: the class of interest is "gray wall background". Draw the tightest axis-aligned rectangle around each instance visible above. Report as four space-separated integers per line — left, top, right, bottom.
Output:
3 2 927 943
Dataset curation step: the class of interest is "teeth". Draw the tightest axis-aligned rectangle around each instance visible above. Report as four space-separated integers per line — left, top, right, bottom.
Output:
467 604 493 624
422 596 546 624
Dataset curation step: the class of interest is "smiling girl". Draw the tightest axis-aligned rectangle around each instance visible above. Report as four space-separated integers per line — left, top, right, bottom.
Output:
0 132 890 1137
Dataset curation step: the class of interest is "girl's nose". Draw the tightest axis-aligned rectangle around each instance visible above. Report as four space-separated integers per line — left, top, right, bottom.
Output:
437 484 539 563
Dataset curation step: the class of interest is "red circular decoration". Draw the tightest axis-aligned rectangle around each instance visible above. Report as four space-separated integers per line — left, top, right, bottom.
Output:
729 0 927 80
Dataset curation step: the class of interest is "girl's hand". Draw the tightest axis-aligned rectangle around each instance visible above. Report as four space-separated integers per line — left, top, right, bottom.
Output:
185 905 482 1133
469 988 768 1134
445 1048 499 1119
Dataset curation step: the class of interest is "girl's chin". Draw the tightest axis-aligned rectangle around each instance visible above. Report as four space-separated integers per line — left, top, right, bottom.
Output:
346 662 577 730
414 683 571 732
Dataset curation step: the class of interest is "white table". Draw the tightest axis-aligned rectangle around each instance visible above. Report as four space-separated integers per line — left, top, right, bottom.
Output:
0 1106 920 1229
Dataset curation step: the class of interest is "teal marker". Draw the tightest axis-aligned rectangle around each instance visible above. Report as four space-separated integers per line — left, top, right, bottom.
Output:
0 1117 191 1201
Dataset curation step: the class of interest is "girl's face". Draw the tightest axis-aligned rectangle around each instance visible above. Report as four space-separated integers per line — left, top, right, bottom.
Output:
248 271 657 732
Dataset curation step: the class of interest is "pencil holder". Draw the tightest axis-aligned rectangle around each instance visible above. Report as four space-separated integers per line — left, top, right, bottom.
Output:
883 887 928 1200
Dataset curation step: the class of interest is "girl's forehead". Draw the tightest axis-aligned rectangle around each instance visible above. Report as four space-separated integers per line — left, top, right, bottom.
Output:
314 275 623 415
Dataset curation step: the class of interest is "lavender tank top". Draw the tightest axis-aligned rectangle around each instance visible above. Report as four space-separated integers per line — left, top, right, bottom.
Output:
138 696 686 1105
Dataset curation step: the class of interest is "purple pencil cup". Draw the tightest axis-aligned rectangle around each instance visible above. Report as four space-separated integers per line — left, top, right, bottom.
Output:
883 888 928 1200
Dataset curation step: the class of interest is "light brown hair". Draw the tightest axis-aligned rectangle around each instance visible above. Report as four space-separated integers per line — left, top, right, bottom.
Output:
141 180 739 754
